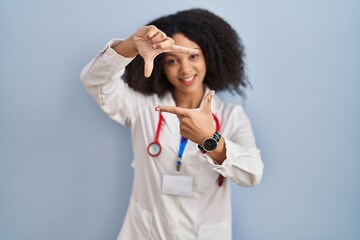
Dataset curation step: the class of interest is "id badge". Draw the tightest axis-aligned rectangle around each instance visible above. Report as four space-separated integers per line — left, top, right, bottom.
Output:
162 175 193 197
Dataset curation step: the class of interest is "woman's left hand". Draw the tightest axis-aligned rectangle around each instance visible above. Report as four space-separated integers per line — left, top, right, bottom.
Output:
156 90 216 145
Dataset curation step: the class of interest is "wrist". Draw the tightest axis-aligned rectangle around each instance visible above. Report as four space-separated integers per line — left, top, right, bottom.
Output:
198 131 221 153
112 36 138 58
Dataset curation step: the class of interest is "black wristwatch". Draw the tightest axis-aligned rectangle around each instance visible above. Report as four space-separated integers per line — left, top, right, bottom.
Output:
198 131 221 153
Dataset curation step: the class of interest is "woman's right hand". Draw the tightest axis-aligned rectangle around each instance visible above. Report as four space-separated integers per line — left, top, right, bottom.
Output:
114 25 198 78
134 25 199 77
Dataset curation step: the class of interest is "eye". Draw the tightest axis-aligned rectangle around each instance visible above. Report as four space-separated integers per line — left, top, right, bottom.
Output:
164 57 177 65
167 59 176 64
190 54 199 60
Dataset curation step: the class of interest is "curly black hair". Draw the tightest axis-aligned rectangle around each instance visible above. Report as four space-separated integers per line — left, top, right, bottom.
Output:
123 8 249 97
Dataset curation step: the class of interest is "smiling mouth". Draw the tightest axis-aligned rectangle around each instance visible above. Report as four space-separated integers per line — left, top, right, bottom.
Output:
179 75 195 83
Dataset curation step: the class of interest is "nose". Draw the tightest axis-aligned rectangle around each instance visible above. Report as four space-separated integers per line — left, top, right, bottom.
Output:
179 59 192 75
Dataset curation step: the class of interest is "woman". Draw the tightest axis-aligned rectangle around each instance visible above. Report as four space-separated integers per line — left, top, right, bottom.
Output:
81 8 264 240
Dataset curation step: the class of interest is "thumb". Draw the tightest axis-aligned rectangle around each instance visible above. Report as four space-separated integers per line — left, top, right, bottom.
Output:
144 58 154 78
200 90 215 112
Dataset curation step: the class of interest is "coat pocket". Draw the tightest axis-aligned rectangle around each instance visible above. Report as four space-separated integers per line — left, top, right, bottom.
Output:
198 219 231 240
117 197 154 240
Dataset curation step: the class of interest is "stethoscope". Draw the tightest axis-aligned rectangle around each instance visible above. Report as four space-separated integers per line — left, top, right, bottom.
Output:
147 112 225 186
147 112 220 157
147 113 164 157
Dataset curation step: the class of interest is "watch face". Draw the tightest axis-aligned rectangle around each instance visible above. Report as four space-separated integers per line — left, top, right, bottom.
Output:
203 138 217 152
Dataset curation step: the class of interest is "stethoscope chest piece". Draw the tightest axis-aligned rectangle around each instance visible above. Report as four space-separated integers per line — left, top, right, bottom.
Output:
147 141 162 157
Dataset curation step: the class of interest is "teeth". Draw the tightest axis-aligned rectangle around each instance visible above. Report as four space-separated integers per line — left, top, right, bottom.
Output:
182 76 194 82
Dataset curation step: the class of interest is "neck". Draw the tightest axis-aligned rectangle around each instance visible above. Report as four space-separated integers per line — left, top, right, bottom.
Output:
173 88 204 109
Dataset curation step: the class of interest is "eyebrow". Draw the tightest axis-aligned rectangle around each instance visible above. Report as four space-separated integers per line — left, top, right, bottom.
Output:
163 53 176 57
164 48 201 57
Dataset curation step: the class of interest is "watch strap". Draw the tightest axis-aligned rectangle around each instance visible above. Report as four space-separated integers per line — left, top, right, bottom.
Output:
198 131 221 153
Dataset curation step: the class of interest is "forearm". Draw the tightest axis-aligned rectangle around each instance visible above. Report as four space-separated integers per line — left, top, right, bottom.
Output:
111 36 138 58
80 40 137 126
207 137 226 164
80 40 133 94
210 138 264 187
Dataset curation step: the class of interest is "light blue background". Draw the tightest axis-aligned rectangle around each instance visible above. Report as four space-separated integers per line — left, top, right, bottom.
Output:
1 0 359 239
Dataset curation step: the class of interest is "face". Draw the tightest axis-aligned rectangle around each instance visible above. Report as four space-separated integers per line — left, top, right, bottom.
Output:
162 33 207 97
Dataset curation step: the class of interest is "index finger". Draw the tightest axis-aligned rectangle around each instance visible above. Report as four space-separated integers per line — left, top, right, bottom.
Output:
171 45 199 55
155 105 191 117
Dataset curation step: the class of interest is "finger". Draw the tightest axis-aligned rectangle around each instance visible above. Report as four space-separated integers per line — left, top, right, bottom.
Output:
171 45 199 55
144 59 154 78
149 32 168 47
155 105 191 117
199 90 215 111
144 25 159 40
153 37 174 50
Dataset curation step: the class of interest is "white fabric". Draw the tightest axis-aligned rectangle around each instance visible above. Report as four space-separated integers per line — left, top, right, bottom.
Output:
80 39 264 240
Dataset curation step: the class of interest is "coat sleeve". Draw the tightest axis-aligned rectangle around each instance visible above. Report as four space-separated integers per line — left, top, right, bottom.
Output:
207 105 264 187
80 39 146 127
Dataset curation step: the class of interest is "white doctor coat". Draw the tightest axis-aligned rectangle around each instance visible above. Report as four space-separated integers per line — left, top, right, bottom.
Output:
80 39 264 240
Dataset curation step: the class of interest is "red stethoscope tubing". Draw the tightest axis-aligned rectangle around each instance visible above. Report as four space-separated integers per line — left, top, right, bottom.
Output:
212 113 220 132
209 114 225 186
147 113 164 157
154 113 164 143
